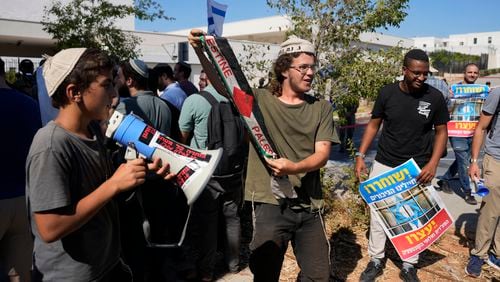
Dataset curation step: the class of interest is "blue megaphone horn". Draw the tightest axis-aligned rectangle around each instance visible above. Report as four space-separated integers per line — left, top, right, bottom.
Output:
472 178 489 197
106 111 222 205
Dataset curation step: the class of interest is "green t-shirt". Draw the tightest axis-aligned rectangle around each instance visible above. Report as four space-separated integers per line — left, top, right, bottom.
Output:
244 89 339 208
178 85 227 149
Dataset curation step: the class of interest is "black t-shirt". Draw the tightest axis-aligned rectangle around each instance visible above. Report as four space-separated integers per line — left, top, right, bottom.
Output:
372 82 449 167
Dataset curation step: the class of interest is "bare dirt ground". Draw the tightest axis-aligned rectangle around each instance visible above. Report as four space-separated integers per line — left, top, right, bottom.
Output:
216 95 500 282
218 210 499 282
217 189 499 282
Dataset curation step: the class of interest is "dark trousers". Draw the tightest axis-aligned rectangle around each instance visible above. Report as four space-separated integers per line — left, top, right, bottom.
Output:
182 176 242 278
219 176 242 271
119 179 189 282
249 203 330 282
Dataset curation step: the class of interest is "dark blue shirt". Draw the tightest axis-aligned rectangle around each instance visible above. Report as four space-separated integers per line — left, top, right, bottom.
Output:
0 87 41 199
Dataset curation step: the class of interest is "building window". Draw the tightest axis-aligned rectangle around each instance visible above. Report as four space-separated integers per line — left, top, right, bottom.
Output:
488 37 492 44
423 44 427 48
443 42 448 47
178 42 189 62
460 42 464 46
473 38 477 44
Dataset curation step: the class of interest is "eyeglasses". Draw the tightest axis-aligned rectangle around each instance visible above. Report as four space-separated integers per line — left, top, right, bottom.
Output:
290 64 316 75
406 67 429 77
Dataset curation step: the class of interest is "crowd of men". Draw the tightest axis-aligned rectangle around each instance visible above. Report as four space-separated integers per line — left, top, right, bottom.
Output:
0 28 498 282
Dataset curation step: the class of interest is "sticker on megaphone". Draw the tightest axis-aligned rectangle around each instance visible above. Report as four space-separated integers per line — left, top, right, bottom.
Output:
106 111 222 205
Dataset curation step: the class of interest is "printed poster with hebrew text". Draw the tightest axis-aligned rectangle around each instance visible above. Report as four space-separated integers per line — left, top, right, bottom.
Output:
359 159 454 260
447 84 489 137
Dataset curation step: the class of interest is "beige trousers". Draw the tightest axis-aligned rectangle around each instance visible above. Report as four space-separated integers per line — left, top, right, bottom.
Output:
471 154 500 259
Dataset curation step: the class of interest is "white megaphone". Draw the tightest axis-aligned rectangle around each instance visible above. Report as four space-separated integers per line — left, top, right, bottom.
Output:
106 111 222 205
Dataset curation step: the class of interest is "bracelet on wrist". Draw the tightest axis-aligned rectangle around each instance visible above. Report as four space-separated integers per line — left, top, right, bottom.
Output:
355 152 366 159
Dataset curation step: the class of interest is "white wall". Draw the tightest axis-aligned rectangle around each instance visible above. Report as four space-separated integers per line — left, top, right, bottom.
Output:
413 31 500 69
0 0 135 31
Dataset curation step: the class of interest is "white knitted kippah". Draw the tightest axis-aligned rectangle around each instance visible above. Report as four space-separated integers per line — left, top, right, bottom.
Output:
278 36 315 56
43 48 87 97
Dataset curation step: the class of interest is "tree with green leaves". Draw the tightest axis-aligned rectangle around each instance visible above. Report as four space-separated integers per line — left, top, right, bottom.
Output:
42 0 173 59
263 0 409 105
429 50 482 73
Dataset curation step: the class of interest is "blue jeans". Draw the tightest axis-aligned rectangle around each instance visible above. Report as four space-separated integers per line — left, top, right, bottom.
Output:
442 137 472 194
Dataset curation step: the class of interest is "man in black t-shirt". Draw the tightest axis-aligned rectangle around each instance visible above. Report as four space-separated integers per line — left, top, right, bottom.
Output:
355 49 449 282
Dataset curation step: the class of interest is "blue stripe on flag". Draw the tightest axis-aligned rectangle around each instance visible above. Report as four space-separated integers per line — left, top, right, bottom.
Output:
208 17 214 25
211 6 226 17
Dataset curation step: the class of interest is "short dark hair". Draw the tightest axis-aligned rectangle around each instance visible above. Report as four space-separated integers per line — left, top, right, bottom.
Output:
51 49 113 108
403 49 429 67
19 59 34 74
154 63 174 80
120 60 148 90
464 63 479 71
176 61 192 78
0 58 5 76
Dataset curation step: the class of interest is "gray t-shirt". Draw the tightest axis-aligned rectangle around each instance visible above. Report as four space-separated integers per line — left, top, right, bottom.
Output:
116 90 172 136
26 121 120 281
483 88 500 161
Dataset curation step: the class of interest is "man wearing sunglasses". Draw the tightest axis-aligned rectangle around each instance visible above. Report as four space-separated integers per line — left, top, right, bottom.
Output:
355 49 449 282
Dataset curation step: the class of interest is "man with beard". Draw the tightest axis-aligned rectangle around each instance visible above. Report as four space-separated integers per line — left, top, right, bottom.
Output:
114 59 174 281
355 49 449 282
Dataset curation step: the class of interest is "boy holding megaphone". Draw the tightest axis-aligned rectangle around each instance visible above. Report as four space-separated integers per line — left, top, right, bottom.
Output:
26 48 174 281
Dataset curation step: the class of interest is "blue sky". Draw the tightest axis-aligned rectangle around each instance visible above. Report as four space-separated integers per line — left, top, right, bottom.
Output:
135 0 500 38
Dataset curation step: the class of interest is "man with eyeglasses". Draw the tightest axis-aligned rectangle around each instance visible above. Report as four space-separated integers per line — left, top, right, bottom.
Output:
241 36 338 281
355 49 449 282
437 63 481 205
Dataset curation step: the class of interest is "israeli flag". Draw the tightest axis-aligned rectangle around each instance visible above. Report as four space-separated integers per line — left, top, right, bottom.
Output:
207 0 227 37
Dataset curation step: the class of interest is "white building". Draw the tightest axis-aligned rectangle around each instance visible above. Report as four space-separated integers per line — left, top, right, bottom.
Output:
1 1 412 83
413 31 500 69
170 15 414 49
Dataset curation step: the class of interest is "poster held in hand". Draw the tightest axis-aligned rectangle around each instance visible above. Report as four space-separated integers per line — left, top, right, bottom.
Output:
359 159 454 260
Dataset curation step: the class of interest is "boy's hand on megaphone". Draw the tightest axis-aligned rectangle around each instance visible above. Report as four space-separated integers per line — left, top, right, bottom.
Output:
148 157 176 181
109 158 148 194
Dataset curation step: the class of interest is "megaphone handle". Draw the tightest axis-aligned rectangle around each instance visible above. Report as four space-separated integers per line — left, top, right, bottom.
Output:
125 143 139 160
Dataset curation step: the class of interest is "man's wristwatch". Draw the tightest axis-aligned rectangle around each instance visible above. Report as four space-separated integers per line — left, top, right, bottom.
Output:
355 152 366 159
470 158 478 164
